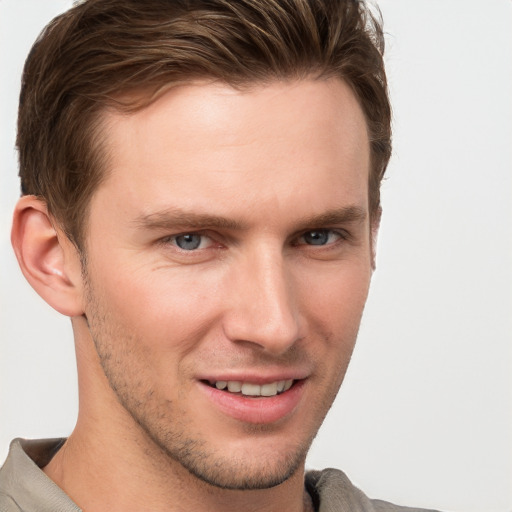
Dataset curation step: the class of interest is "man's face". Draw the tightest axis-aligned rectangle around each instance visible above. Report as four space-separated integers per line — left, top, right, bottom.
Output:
81 78 373 489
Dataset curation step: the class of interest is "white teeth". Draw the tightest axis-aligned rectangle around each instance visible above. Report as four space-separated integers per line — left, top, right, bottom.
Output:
260 382 278 396
241 383 261 396
212 379 294 397
227 381 242 392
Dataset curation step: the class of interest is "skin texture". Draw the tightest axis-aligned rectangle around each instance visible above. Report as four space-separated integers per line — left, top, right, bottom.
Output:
13 78 375 512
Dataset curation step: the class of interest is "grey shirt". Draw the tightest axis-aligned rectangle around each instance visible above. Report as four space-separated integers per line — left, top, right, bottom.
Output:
0 438 440 512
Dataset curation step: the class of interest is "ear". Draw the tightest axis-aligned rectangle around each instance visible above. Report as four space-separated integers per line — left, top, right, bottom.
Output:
370 207 382 270
11 196 85 317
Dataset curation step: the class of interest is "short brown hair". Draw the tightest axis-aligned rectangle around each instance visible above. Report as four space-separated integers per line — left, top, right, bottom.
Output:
17 0 391 248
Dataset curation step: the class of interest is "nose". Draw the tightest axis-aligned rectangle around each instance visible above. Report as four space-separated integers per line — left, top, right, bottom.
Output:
222 245 302 355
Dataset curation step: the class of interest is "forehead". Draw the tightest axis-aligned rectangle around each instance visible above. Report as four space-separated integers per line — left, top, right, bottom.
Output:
92 78 370 228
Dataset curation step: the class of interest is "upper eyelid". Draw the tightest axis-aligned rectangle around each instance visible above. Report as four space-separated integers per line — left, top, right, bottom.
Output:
286 230 348 250
158 227 350 247
293 227 349 240
159 231 223 251
160 230 212 241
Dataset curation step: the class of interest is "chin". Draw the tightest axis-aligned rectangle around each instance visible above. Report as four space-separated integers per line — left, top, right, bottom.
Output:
175 447 308 490
145 422 312 490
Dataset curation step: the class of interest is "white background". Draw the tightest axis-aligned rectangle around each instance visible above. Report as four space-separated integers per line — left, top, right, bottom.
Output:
1 1 511 511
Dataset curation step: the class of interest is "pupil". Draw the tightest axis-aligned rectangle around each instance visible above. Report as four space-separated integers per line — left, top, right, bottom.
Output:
305 231 328 245
176 234 201 250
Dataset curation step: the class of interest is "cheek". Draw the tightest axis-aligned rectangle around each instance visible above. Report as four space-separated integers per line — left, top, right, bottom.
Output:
296 262 371 388
90 264 224 353
298 261 372 332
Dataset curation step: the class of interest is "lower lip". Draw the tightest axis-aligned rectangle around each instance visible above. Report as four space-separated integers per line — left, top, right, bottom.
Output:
198 380 305 424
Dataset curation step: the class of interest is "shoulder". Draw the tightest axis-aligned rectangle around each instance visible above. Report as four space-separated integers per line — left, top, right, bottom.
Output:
0 493 22 512
0 438 80 512
0 440 23 511
305 468 443 512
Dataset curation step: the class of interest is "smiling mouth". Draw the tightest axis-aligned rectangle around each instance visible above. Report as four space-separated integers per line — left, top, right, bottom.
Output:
204 379 295 397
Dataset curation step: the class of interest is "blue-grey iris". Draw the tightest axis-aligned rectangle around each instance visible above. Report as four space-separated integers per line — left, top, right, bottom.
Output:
303 230 329 245
175 234 202 250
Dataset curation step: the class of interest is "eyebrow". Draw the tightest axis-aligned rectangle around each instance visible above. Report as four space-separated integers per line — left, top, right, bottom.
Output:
295 206 367 229
133 208 247 231
133 205 367 232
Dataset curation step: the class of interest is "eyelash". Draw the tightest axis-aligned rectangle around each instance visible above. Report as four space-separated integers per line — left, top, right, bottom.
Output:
160 228 348 252
294 229 347 247
160 232 216 251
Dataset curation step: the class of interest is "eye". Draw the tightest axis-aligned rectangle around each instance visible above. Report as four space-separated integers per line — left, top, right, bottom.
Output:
298 229 342 246
170 233 212 251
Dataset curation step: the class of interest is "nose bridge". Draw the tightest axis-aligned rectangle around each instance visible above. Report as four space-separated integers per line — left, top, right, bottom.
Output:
224 242 301 354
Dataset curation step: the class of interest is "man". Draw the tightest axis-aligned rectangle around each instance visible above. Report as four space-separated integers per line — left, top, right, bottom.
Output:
0 0 439 510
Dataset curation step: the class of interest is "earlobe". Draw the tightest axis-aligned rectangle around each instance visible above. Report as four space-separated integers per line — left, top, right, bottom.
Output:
11 196 85 317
